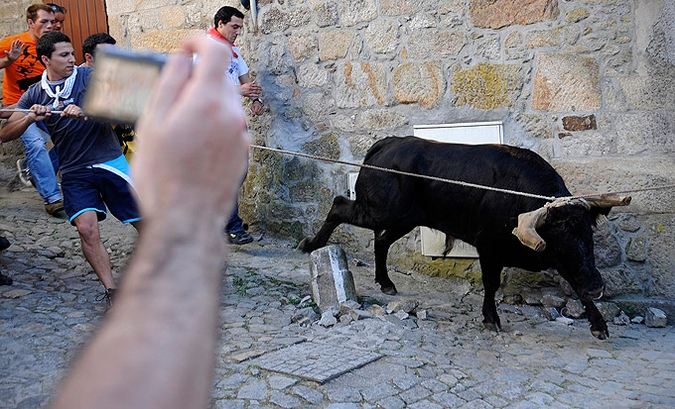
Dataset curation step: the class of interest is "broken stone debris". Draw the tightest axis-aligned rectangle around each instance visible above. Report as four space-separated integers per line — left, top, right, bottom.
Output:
564 299 586 318
386 299 419 314
645 307 667 328
613 311 631 326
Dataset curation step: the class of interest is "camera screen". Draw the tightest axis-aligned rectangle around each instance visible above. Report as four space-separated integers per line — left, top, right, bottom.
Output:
83 46 167 125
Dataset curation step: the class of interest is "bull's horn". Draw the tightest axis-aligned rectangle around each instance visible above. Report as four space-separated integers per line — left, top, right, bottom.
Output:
512 207 548 252
582 193 632 208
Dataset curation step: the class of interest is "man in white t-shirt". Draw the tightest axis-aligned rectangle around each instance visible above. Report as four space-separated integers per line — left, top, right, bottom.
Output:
207 5 263 245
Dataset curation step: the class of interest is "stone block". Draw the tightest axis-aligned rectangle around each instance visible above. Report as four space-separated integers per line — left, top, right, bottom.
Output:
601 268 647 298
469 0 560 29
303 133 340 160
160 6 185 28
394 62 446 107
542 294 566 308
131 29 198 52
319 311 338 327
309 245 357 312
380 0 419 16
596 301 620 322
533 54 601 111
551 155 675 214
564 299 585 318
613 112 675 155
339 0 377 27
644 307 667 328
364 20 400 54
613 311 630 325
593 218 622 268
319 30 353 61
336 62 388 108
562 115 597 131
452 63 523 110
565 7 590 23
626 236 647 262
386 299 419 314
297 63 329 88
515 113 553 139
259 6 311 35
288 34 317 62
314 1 338 27
646 216 675 298
407 29 465 59
357 109 408 131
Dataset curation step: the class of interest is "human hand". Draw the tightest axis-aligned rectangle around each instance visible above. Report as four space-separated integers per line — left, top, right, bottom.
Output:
28 104 51 122
134 35 249 222
240 81 262 98
251 100 264 116
4 39 25 61
61 104 85 119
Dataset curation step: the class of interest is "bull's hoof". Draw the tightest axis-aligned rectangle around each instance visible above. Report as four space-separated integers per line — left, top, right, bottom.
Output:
297 238 313 253
591 328 609 340
380 285 397 295
482 320 502 333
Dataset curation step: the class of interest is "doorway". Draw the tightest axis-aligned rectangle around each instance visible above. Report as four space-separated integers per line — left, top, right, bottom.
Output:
46 0 109 65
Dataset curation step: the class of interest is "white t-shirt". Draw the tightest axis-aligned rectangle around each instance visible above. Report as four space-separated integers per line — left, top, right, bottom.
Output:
227 45 249 86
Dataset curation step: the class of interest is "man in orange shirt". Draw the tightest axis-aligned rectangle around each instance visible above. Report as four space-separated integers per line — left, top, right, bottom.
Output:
0 4 63 215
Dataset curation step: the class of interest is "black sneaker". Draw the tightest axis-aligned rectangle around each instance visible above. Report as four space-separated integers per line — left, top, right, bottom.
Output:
16 158 33 187
96 288 117 307
0 236 9 251
228 231 253 245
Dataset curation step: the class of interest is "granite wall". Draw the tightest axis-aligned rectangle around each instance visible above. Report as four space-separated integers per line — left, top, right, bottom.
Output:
2 0 674 305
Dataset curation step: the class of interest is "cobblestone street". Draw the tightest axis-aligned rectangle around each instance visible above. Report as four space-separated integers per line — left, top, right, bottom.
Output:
1 163 674 409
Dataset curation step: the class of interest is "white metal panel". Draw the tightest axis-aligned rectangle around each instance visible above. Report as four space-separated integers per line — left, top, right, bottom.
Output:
346 172 359 200
413 121 504 258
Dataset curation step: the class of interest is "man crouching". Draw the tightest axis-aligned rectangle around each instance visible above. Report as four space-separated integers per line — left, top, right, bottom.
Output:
0 31 140 306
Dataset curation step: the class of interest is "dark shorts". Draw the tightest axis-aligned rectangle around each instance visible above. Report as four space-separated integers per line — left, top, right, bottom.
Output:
61 155 141 225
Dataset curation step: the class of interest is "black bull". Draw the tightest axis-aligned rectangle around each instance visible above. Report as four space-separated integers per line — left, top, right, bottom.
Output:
300 136 628 340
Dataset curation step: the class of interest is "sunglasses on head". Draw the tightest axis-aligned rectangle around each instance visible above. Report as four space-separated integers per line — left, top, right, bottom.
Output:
46 3 67 13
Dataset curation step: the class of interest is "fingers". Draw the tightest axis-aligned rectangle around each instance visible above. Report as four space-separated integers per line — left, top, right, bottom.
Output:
181 35 232 84
140 51 191 122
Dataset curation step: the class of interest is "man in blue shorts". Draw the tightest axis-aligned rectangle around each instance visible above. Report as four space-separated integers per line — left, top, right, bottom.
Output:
0 31 139 305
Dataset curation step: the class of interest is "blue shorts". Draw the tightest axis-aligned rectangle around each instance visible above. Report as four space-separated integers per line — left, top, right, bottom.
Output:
61 155 141 225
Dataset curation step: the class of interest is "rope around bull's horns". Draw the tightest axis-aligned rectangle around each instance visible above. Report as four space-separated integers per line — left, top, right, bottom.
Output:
251 144 675 202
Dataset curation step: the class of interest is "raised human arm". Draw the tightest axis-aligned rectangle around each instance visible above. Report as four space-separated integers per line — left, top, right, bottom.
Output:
49 35 249 409
0 39 25 69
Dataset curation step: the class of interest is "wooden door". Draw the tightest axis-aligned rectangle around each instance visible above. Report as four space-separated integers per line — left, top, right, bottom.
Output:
46 0 109 65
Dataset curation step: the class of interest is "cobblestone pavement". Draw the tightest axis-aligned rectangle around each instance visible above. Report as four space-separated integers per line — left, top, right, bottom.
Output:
1 163 674 409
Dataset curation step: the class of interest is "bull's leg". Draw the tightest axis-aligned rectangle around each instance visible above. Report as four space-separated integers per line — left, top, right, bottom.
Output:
478 256 503 332
298 196 354 253
581 300 609 340
374 226 414 295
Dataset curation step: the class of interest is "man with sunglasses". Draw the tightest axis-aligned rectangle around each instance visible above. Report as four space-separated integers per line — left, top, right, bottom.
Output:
208 5 264 245
46 3 67 32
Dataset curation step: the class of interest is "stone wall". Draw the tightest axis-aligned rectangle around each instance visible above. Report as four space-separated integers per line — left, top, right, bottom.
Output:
3 1 675 304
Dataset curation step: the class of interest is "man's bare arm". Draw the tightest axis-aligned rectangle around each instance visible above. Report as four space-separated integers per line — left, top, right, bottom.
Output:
0 111 35 142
